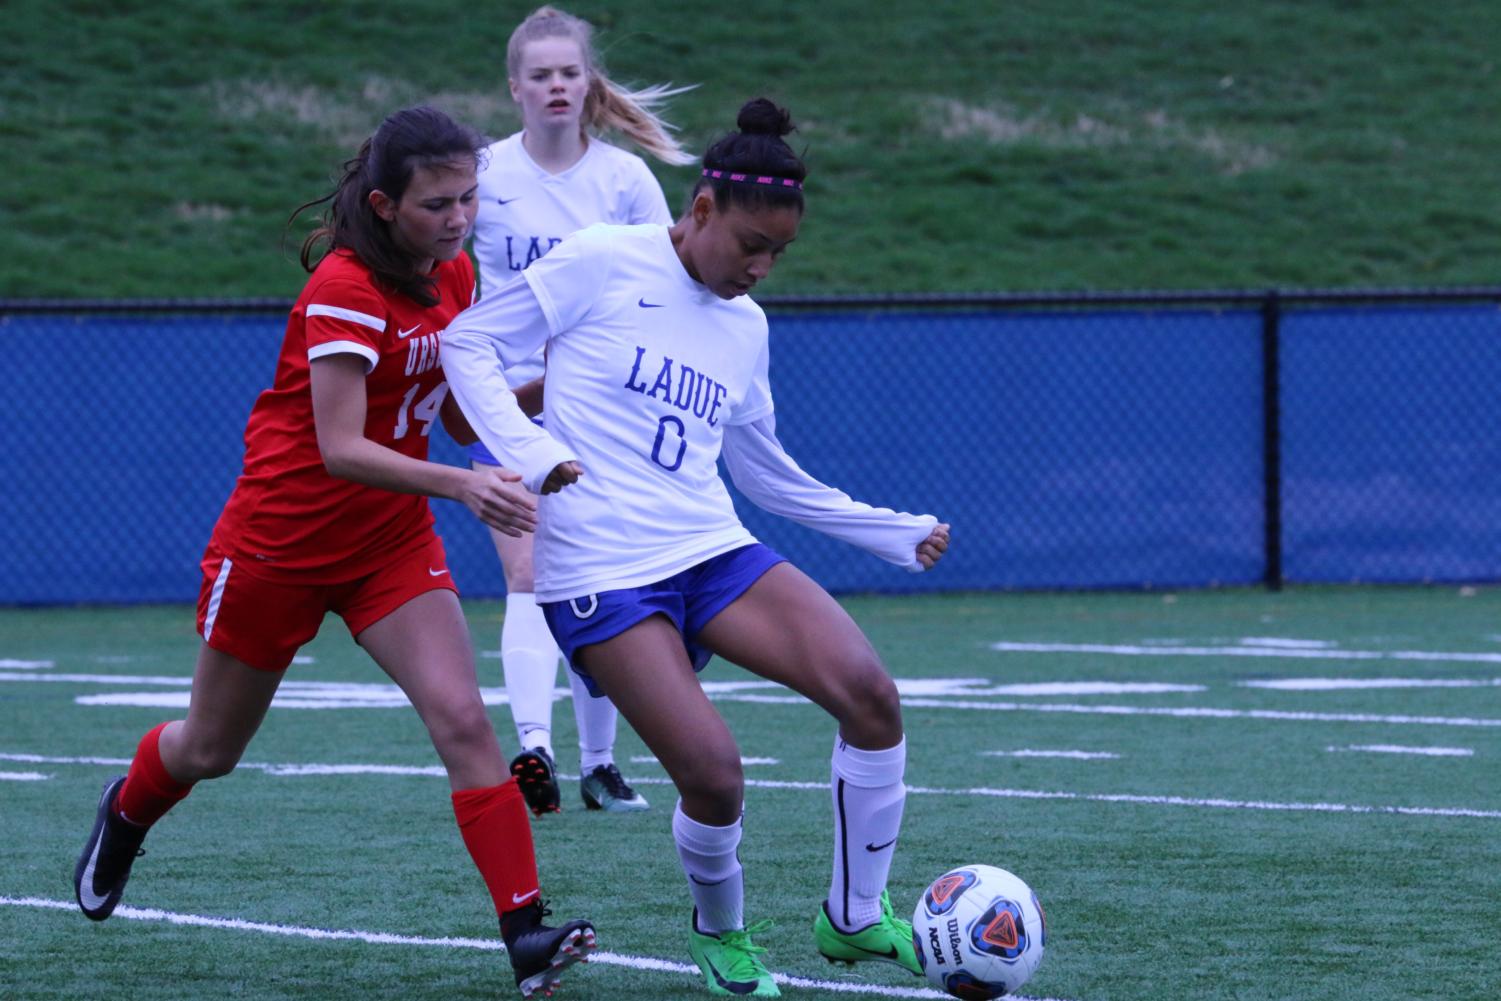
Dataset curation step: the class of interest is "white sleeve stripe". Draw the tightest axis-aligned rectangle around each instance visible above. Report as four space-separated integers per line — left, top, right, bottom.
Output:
307 303 386 331
308 340 380 373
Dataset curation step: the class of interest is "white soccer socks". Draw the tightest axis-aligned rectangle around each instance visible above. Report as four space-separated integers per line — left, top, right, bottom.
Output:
570 669 619 775
673 801 745 934
502 593 560 757
828 736 907 932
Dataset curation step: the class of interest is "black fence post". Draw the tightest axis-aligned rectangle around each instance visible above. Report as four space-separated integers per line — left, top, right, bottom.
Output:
1261 290 1283 591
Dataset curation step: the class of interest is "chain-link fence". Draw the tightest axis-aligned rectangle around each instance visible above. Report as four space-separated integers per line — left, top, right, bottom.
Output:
3 290 1499 604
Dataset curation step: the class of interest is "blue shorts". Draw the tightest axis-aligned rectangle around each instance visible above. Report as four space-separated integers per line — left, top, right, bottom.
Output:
542 543 786 697
468 415 545 466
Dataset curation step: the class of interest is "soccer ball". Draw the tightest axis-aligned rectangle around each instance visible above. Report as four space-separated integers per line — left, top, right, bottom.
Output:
911 865 1046 999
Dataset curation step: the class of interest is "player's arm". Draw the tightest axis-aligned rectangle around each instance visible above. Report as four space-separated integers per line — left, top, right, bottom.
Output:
309 353 538 535
442 274 580 494
437 371 543 448
721 414 949 571
439 391 478 445
512 375 545 417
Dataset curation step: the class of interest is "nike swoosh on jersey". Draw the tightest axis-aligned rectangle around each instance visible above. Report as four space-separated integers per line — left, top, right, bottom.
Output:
428 568 449 577
865 837 898 852
496 196 520 205
638 298 666 308
397 324 422 339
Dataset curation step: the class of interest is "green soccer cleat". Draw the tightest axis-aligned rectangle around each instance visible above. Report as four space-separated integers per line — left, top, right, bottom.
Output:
579 763 649 813
688 912 780 997
812 890 922 975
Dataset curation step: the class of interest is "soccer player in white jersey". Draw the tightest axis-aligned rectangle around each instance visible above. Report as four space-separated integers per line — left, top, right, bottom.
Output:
469 5 696 817
442 98 950 997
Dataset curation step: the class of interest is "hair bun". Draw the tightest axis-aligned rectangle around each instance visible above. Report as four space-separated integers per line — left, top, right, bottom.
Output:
736 98 794 138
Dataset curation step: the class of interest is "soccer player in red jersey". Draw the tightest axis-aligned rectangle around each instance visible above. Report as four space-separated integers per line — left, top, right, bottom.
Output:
72 105 594 999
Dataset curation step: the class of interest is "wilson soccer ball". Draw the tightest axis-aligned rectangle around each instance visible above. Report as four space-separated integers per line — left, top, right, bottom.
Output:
912 865 1046 999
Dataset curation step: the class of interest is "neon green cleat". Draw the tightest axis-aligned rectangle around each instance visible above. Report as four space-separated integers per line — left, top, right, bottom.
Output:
812 890 922 975
688 913 781 997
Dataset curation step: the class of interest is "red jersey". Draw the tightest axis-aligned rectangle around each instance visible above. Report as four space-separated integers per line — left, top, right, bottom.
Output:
212 249 476 582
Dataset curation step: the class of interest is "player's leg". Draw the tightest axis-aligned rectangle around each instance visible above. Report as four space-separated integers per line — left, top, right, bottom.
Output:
76 643 287 921
574 615 777 997
479 452 645 816
695 560 919 975
482 496 565 815
570 666 648 813
75 549 302 922
353 572 594 997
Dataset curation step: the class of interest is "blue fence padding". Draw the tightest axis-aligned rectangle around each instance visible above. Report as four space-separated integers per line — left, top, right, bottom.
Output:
732 309 1267 592
1280 304 1501 583
3 302 1498 604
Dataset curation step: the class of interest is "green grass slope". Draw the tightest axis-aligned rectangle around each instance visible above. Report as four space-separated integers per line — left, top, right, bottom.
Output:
2 1 1498 298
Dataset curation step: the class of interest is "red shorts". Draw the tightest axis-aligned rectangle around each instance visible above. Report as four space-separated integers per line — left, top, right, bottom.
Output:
195 534 458 672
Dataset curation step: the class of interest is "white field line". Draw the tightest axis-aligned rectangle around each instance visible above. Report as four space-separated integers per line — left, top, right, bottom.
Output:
0 673 792 711
0 659 53 669
1238 638 1334 648
991 640 1501 664
1243 677 1501 690
20 671 1500 727
8 752 1498 820
0 771 50 781
982 750 1120 760
632 755 781 766
0 896 1064 1000
715 693 1501 729
1328 745 1474 757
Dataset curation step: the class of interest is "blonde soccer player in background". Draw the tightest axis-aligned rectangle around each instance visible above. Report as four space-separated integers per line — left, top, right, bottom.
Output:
468 5 695 816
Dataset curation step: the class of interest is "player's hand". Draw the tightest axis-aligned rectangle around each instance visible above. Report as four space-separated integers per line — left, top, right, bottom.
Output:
539 461 584 495
916 522 950 570
462 465 537 536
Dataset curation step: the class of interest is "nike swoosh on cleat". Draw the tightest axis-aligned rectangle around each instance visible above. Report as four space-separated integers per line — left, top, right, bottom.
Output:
864 837 898 852
77 831 110 912
638 298 666 308
702 956 759 995
846 943 900 960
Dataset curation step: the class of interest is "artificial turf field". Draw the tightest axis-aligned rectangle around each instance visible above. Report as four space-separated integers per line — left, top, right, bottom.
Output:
2 586 1498 1000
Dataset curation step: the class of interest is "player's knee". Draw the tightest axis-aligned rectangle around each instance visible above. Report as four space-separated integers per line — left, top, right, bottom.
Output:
672 746 744 817
174 740 244 781
830 652 902 735
424 698 495 758
502 568 536 592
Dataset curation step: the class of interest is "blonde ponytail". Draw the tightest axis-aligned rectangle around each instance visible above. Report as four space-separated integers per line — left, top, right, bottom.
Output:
586 76 697 166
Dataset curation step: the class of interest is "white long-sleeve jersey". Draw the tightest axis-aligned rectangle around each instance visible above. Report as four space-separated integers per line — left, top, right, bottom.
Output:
470 133 672 386
442 222 936 601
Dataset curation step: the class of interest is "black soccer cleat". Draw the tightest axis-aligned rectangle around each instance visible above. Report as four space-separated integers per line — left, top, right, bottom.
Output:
74 775 148 921
501 899 597 998
510 747 562 816
579 763 649 813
